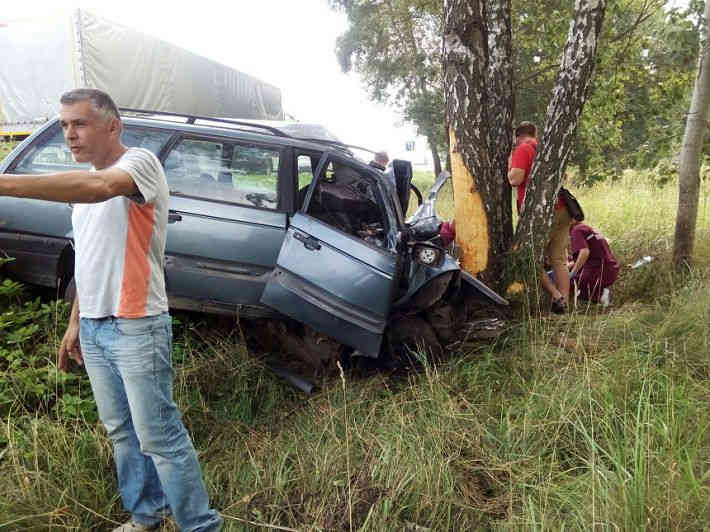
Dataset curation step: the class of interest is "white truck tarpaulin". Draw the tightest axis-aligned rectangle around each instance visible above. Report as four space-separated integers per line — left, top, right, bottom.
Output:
0 9 283 135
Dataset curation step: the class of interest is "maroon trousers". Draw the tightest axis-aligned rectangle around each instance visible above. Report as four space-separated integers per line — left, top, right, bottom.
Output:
573 261 620 302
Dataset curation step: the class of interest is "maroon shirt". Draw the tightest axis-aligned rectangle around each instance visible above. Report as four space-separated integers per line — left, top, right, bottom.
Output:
570 223 618 267
570 223 619 301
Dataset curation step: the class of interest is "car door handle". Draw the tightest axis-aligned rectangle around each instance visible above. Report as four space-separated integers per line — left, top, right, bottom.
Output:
168 211 182 224
293 232 321 251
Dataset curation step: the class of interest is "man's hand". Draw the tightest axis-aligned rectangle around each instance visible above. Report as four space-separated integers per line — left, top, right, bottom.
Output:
58 294 82 371
508 167 525 186
58 323 83 371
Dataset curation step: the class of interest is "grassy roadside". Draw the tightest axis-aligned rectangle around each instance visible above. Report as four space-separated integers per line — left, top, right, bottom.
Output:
3 146 710 529
0 140 18 161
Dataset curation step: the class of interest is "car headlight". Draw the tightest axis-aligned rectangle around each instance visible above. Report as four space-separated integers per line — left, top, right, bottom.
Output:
415 245 441 265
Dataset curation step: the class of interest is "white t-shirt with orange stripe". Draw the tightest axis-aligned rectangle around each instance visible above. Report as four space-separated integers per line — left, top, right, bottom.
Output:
72 147 169 319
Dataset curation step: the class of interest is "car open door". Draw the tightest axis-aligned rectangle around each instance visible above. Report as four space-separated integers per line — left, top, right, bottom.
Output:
260 153 401 356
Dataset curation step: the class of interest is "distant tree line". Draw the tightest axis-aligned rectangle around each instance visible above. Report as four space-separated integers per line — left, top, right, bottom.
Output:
330 0 701 183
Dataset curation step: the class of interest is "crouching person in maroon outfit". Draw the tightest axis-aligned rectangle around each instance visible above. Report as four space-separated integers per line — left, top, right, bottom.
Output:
569 221 620 303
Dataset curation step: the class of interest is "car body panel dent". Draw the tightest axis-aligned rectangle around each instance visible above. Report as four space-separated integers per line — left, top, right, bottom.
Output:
261 268 384 357
395 253 460 309
260 212 401 355
290 214 398 278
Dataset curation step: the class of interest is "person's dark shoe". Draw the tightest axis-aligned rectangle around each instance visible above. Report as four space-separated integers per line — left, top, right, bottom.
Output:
551 297 568 314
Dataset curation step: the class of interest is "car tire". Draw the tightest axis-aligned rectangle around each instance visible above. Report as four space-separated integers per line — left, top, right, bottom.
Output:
385 316 443 368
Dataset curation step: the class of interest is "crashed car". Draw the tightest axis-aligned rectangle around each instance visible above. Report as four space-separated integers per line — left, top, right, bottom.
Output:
0 110 506 371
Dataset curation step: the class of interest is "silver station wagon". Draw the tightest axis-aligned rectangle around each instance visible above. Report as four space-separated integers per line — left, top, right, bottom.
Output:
0 110 506 371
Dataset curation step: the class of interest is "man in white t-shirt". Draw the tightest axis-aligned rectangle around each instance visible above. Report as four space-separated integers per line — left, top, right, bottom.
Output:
0 89 221 532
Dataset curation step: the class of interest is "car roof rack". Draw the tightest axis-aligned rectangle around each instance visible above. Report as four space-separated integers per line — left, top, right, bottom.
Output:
297 138 375 155
118 108 368 159
118 108 293 138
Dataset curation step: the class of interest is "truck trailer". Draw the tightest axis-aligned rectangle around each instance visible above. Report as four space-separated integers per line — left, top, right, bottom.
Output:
0 9 283 137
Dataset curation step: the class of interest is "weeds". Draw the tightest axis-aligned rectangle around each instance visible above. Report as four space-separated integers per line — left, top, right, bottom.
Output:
3 160 710 529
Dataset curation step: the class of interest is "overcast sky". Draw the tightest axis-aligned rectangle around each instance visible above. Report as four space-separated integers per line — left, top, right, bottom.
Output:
2 1 431 164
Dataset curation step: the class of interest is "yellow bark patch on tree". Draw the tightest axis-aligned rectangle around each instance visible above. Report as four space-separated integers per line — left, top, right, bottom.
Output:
450 129 489 275
506 281 526 295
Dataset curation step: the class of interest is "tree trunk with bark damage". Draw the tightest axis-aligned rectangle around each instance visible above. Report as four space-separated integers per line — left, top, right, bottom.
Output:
513 0 606 262
673 0 710 272
443 0 514 287
444 0 605 289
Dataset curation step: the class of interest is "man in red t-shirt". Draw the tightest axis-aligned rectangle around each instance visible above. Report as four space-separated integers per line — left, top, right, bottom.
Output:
569 221 619 304
508 122 538 213
508 121 572 313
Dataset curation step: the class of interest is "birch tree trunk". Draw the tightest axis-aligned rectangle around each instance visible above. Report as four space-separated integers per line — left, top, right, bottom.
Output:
443 0 514 287
513 0 606 260
673 0 710 272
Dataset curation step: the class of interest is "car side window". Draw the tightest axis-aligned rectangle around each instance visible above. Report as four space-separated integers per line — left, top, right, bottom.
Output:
120 126 173 154
12 127 90 173
164 138 280 209
11 124 172 174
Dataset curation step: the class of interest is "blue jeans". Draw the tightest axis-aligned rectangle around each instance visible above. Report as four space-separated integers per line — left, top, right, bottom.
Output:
80 313 222 532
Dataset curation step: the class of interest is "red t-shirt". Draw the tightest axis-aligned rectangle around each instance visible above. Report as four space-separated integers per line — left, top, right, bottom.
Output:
509 139 537 211
509 138 564 211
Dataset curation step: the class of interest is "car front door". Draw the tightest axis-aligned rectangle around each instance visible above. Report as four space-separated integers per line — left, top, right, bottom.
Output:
260 153 401 356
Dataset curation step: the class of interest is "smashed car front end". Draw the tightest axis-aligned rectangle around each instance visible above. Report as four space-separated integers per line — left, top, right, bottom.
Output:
379 166 508 354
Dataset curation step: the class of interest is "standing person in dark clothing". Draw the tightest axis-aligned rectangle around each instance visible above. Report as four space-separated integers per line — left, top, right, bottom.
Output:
369 151 389 171
569 221 620 305
508 121 572 313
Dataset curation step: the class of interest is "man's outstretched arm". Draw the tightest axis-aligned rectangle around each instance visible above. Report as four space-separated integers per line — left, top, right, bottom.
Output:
0 167 137 203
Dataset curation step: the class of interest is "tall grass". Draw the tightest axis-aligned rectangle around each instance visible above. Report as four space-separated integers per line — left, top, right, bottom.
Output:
0 141 17 161
3 156 710 530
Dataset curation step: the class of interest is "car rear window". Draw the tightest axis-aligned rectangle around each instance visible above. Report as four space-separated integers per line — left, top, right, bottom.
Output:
11 124 172 174
13 127 90 174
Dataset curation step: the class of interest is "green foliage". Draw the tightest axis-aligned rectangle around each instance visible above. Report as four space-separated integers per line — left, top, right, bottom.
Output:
513 0 700 177
653 157 679 187
0 140 19 163
331 0 447 164
332 1 699 180
0 258 94 422
4 171 710 529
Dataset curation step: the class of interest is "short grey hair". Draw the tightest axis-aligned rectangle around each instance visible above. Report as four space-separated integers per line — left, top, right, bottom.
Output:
60 88 120 122
374 151 389 165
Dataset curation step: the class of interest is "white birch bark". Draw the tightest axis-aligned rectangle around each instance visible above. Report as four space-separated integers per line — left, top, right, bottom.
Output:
513 0 606 258
443 0 514 285
673 0 710 270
